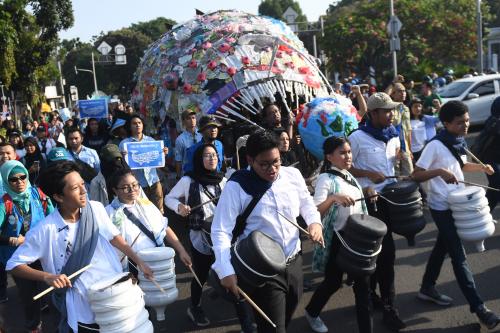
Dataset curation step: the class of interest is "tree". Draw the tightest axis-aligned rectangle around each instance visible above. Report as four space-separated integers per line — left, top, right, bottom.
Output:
130 17 176 41
0 0 73 104
258 0 308 24
322 0 493 82
486 0 500 28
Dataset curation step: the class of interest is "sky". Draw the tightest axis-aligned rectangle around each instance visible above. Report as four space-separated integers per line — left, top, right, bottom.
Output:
59 0 332 42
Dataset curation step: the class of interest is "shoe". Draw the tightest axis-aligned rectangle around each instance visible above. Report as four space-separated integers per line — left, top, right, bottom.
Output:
303 278 313 292
240 322 257 333
383 307 407 332
476 304 500 330
305 310 328 333
187 306 210 327
370 292 384 311
417 286 453 306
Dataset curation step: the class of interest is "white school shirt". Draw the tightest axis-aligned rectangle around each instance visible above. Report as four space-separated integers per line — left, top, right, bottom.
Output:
313 171 364 231
105 198 168 267
6 201 122 331
165 176 227 255
415 140 465 210
410 119 427 152
349 130 400 192
211 167 321 279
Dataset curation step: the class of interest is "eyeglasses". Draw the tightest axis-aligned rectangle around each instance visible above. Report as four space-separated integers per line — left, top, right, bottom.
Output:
255 158 281 171
8 174 27 183
203 153 218 160
116 183 140 193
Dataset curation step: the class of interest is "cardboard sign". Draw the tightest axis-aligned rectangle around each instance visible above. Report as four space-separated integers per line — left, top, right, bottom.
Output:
124 140 165 169
78 99 108 119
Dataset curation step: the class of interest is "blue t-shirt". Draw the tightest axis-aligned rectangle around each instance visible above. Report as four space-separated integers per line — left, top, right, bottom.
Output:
183 139 224 173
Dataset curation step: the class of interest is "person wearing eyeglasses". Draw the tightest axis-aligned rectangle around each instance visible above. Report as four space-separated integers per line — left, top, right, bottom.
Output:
211 130 323 333
166 143 255 330
105 168 191 276
0 160 54 332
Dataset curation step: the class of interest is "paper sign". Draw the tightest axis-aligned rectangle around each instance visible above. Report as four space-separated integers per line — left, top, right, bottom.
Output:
78 99 108 119
125 140 165 169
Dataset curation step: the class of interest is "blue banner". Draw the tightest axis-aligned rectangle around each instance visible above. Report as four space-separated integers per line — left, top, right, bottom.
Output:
78 99 108 119
124 140 165 169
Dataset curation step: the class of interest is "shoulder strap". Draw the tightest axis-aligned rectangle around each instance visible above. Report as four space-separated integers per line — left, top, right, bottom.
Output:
123 208 160 247
36 187 48 215
1 194 13 235
231 191 265 242
324 169 359 189
433 137 464 168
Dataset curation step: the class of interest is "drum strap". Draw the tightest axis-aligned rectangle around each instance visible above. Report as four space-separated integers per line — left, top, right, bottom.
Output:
432 137 464 168
325 169 359 189
232 192 266 243
123 208 161 247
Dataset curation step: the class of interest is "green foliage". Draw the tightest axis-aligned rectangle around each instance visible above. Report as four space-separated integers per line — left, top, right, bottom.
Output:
323 0 492 81
130 17 176 41
486 0 500 27
258 0 308 23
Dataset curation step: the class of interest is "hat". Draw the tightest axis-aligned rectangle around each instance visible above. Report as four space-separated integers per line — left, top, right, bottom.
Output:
8 130 21 137
181 109 197 120
198 116 221 131
110 118 126 134
100 144 122 162
47 148 72 163
367 92 401 111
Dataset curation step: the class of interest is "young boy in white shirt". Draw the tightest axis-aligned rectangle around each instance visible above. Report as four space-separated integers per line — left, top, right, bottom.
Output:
412 100 499 330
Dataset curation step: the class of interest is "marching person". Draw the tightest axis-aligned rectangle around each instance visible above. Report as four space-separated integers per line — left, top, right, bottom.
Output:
174 109 202 180
105 168 191 274
119 114 167 214
6 161 154 333
65 127 101 174
304 136 375 333
411 101 500 330
211 130 324 333
166 143 255 331
0 160 53 333
349 92 406 331
22 137 46 185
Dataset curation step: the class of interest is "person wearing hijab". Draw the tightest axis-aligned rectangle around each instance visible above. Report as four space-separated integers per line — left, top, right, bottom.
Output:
165 143 254 332
0 160 54 333
22 137 46 185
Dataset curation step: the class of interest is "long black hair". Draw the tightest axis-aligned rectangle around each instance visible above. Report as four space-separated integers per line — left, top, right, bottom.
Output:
321 136 350 173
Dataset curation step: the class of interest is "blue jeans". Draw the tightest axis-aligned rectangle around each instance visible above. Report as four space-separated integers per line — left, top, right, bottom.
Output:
421 209 483 312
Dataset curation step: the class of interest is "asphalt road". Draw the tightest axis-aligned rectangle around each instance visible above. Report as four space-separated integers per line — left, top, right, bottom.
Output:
2 132 500 333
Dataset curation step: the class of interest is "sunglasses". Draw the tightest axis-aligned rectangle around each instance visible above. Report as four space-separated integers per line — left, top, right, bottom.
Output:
9 174 27 183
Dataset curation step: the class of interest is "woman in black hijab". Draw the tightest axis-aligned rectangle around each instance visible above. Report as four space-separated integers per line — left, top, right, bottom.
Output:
22 137 46 185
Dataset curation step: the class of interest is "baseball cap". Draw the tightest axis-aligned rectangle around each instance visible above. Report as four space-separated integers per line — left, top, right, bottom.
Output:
367 92 401 111
110 118 126 134
47 147 73 163
198 116 221 131
181 109 197 120
100 144 122 162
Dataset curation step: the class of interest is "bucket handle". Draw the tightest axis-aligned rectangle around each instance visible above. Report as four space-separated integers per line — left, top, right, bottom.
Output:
335 230 383 258
232 240 279 279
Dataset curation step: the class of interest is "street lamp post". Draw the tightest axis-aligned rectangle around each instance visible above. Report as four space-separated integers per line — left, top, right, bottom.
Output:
75 52 99 97
0 83 5 103
477 0 484 73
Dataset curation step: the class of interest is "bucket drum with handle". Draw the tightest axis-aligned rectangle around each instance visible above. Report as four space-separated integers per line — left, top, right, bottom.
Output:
137 247 179 321
335 214 387 277
87 272 154 333
383 180 425 246
230 230 286 288
448 186 496 252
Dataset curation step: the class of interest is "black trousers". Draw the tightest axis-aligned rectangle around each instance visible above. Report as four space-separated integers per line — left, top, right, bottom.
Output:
306 234 373 333
367 199 396 307
239 255 303 333
0 262 7 296
191 245 215 307
11 261 43 330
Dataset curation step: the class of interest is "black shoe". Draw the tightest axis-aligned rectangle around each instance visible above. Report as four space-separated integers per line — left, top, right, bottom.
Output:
383 307 407 332
476 304 500 330
370 292 384 311
417 286 453 306
303 278 313 292
187 306 210 327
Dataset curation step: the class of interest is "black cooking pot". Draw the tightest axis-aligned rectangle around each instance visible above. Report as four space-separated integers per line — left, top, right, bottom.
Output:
230 230 286 288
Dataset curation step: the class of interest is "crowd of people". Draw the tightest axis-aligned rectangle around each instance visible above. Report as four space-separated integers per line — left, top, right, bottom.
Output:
0 72 500 333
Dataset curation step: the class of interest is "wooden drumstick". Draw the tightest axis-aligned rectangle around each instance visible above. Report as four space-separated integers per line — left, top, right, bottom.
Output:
277 211 325 248
189 196 220 212
237 287 277 328
33 264 92 301
120 232 141 263
187 265 203 288
128 260 165 293
463 147 487 168
459 180 500 192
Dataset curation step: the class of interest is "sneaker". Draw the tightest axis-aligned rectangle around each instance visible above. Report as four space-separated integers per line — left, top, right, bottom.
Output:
382 307 407 332
417 286 453 306
305 311 328 333
476 304 500 330
187 306 210 327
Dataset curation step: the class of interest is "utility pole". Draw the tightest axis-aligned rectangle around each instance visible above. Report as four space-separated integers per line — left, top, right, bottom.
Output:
477 0 484 73
57 59 67 107
388 0 402 80
91 52 98 96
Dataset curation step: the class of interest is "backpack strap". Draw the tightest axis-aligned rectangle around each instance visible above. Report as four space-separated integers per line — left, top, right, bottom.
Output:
36 187 49 215
231 191 266 242
1 193 13 235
